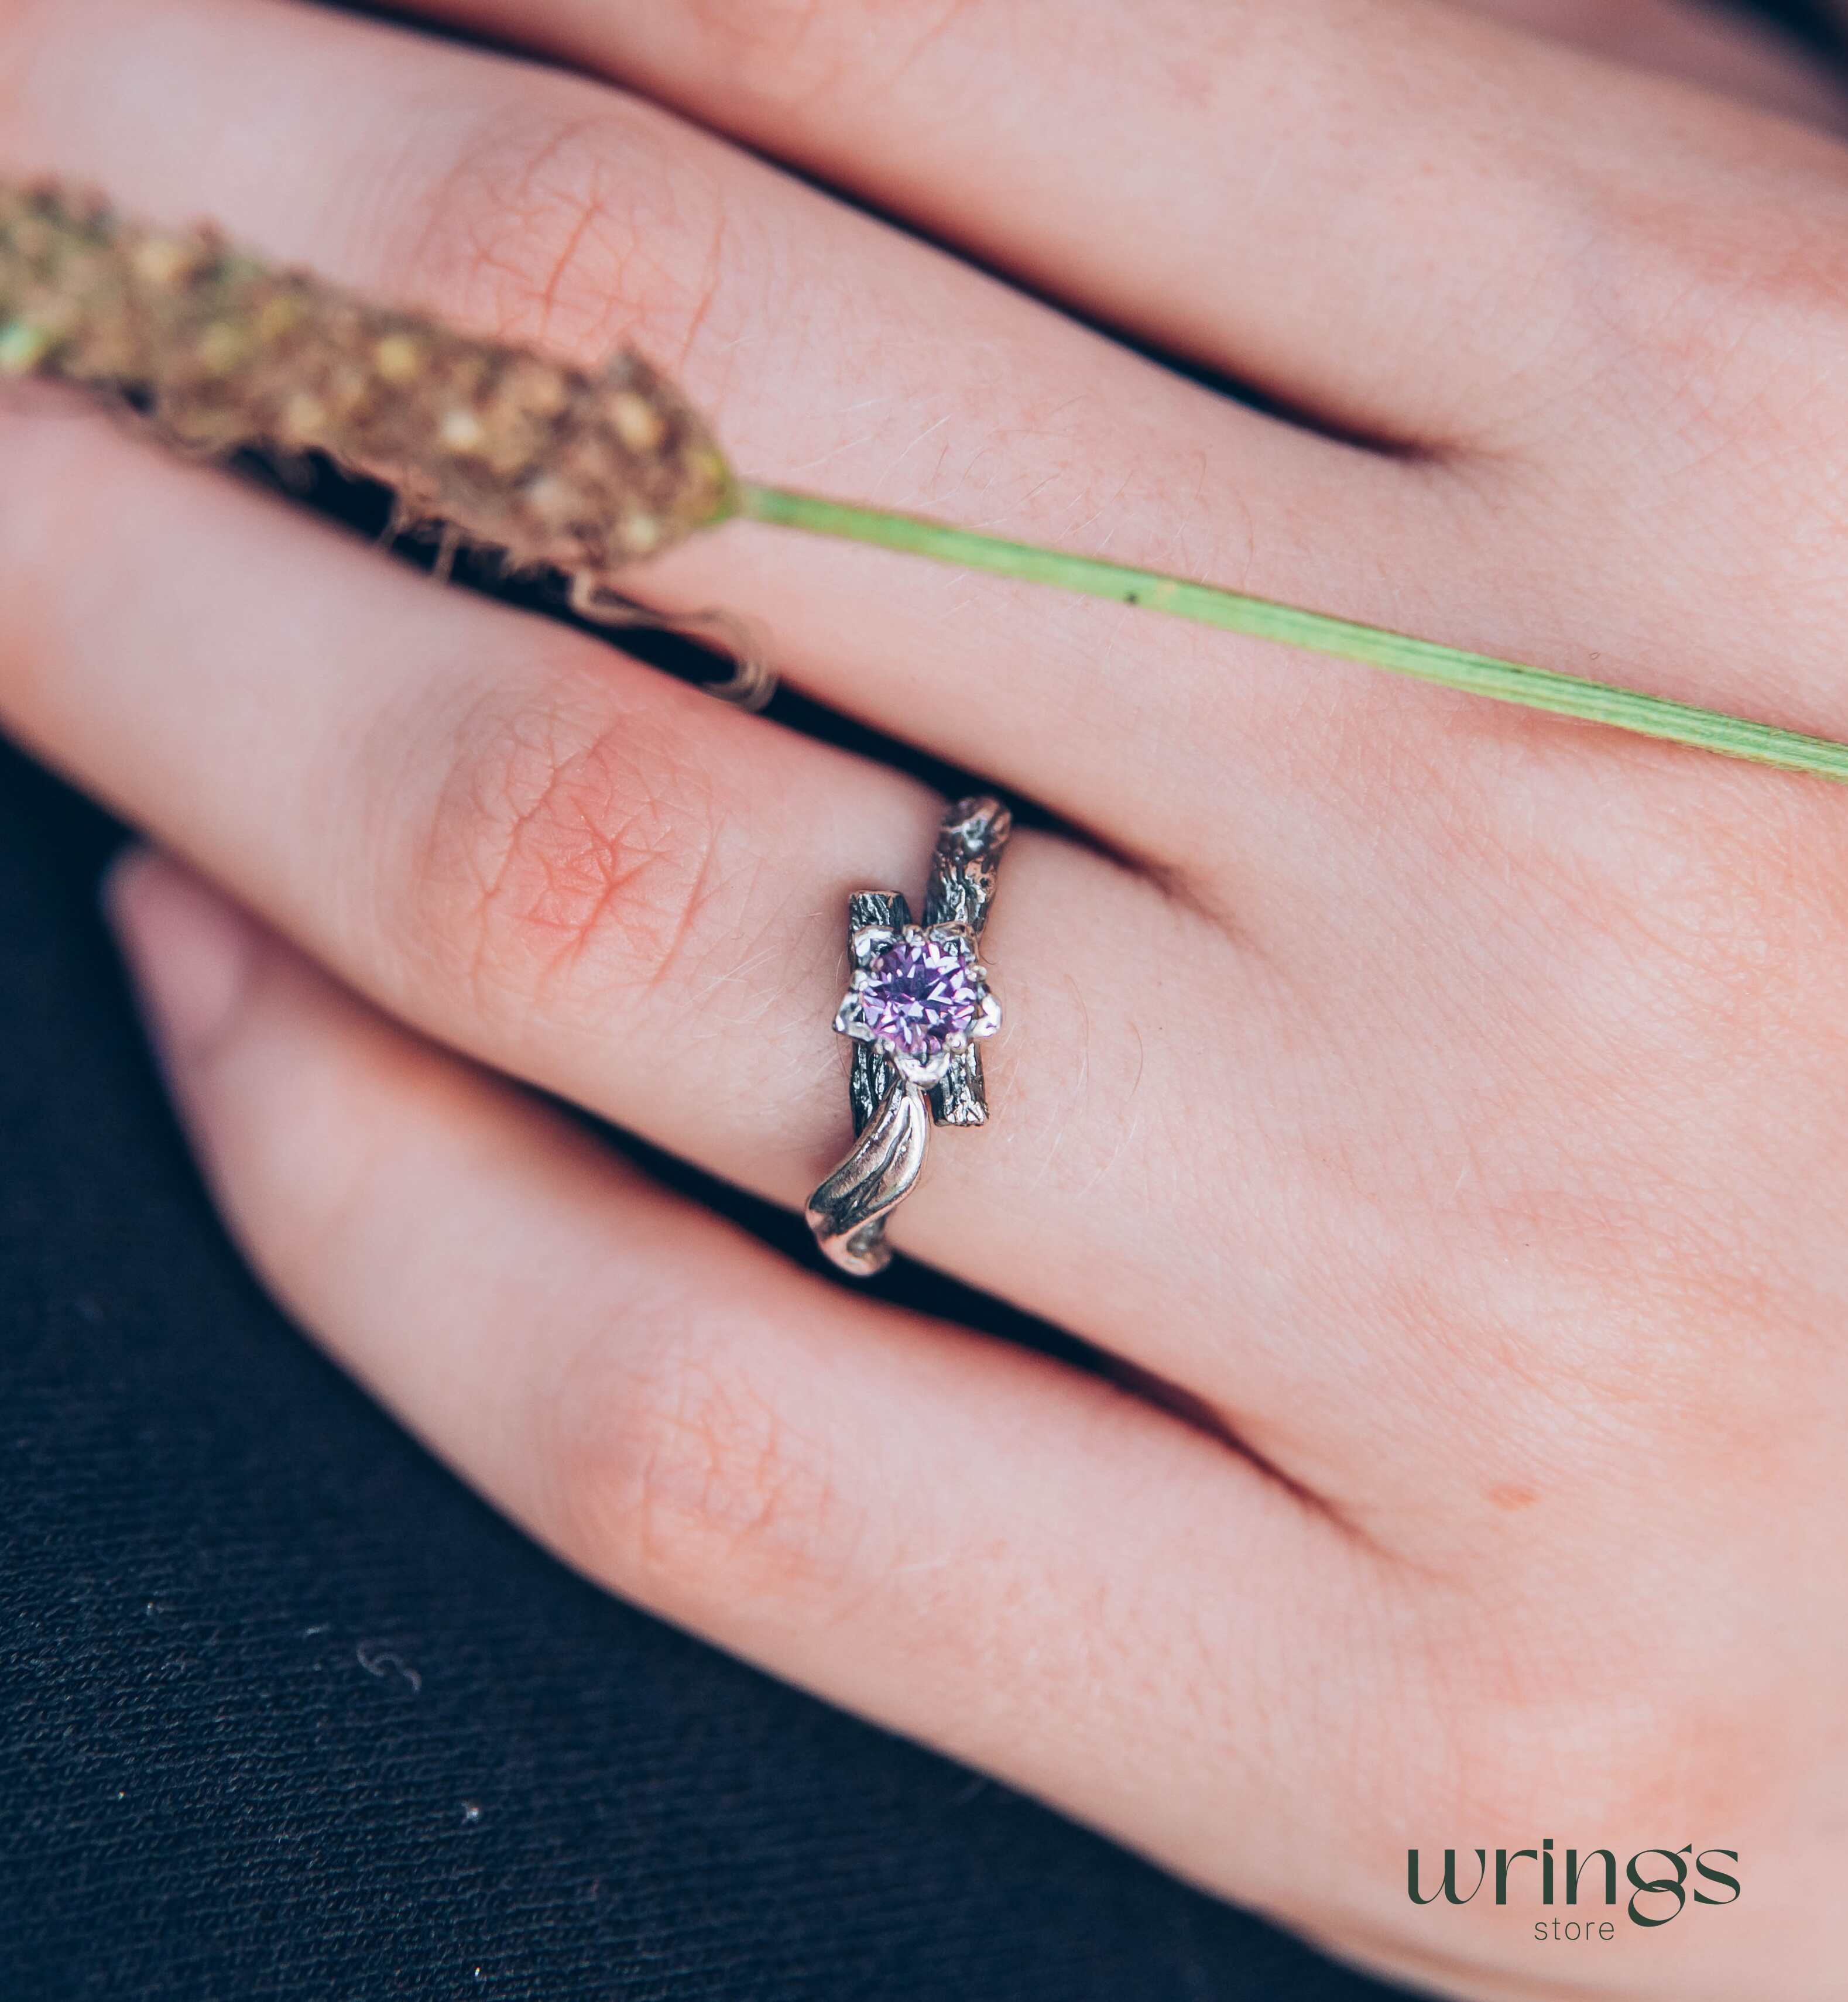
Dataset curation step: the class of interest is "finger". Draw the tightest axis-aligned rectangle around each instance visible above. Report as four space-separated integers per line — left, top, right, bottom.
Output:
0 0 1457 879
1456 0 1846 124
355 0 1848 831
102 845 1378 1924
400 0 1848 450
2 404 1268 1405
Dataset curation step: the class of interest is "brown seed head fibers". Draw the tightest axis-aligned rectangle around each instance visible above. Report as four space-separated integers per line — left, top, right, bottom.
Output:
0 179 738 574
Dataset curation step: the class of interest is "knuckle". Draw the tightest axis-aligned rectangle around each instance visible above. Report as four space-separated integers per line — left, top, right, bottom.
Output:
1585 196 1848 474
405 669 728 1021
1446 1680 1758 1856
544 1315 866 1610
1551 779 1847 1060
1403 1592 1727 1840
1482 781 1848 1343
686 0 832 85
400 90 732 367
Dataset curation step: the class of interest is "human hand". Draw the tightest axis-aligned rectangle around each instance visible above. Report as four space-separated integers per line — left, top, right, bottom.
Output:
7 0 1848 1994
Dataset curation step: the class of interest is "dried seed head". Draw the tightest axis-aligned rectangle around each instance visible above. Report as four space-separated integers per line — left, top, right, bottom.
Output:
607 388 667 455
0 178 739 571
131 235 196 289
439 406 488 455
371 332 424 383
618 510 663 556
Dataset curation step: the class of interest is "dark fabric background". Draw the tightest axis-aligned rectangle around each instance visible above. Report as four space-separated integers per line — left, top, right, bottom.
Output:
0 4 1830 1995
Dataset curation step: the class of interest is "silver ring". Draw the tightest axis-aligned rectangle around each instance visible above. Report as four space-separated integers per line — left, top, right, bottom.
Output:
805 795 1012 1277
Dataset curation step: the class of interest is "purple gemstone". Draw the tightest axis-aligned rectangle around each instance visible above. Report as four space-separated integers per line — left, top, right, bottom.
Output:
859 935 982 1060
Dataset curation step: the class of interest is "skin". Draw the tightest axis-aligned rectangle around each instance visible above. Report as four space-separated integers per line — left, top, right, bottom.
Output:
3 0 1848 1992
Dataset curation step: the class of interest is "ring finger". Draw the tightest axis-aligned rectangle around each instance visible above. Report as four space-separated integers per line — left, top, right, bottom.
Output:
2 396 1289 1409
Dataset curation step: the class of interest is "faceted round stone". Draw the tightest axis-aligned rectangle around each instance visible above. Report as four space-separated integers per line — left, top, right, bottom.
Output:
859 934 983 1060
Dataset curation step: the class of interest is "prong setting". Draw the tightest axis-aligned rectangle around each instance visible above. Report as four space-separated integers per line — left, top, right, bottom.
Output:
833 990 873 1039
833 920 996 1070
893 1048 954 1088
850 923 901 969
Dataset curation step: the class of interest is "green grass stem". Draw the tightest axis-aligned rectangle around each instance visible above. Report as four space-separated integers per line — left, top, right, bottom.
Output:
739 482 1848 786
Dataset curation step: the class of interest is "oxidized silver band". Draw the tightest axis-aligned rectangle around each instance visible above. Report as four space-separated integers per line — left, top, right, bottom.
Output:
805 795 1012 1277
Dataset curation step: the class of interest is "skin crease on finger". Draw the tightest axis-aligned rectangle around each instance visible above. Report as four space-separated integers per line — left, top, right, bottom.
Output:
5 0 1848 1994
